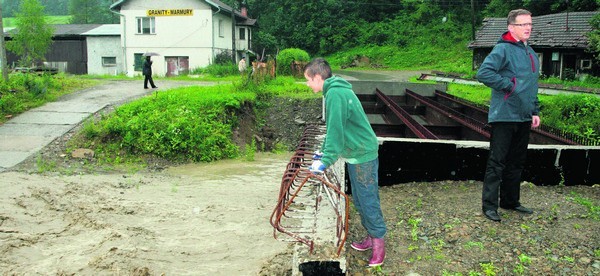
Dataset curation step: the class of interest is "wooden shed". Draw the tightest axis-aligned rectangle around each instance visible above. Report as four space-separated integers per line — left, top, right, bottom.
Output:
5 24 102 75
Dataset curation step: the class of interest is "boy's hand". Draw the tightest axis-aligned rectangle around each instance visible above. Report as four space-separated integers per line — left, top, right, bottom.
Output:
309 160 326 173
312 150 323 160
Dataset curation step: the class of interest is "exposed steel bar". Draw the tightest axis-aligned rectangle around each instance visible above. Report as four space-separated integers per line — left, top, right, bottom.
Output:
406 89 491 139
435 90 581 145
375 88 438 139
270 125 349 256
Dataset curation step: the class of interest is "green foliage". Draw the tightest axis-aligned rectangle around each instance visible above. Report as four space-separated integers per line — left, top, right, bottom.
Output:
587 13 600 63
446 83 600 144
569 191 600 221
541 94 600 142
88 85 255 162
6 0 54 67
74 77 312 164
213 51 233 65
276 48 310 76
0 73 97 123
192 64 238 77
69 0 118 24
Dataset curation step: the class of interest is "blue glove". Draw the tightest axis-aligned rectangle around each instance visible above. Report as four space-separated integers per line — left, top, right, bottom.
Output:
309 160 326 173
312 150 323 160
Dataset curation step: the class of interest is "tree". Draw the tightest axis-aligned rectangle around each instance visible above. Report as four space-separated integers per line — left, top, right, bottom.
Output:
6 0 53 67
1 0 21 17
69 0 118 24
0 4 9 81
588 13 600 63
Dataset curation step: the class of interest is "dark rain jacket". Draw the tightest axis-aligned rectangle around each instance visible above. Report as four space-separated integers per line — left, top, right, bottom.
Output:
143 60 153 76
476 31 540 123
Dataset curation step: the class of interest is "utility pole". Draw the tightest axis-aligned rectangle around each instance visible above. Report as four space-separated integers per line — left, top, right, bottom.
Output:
471 0 476 41
0 6 9 82
231 3 236 64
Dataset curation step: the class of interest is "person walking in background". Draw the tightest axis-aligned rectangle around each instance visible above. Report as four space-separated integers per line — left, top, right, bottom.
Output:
238 56 247 75
476 9 540 222
143 56 157 89
305 58 386 266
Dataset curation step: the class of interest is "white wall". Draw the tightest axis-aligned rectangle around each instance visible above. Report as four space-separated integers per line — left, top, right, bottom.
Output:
118 0 238 76
86 36 123 75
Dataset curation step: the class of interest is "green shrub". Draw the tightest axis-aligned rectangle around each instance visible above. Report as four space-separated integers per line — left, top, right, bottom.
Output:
97 85 256 162
541 94 600 142
276 48 310 76
213 50 233 65
194 64 238 77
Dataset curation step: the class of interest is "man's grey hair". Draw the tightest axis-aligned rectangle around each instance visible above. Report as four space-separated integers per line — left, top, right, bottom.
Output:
507 9 532 25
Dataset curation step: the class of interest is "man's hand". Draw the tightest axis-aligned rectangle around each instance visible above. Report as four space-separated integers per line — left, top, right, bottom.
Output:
531 115 540 128
309 160 326 173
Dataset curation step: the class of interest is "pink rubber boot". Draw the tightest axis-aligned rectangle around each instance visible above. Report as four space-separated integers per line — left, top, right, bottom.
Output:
350 236 372 251
369 238 385 266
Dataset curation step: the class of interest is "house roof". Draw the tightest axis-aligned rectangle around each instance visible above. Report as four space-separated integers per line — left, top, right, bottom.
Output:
110 0 256 25
4 24 104 38
469 11 598 49
81 24 121 36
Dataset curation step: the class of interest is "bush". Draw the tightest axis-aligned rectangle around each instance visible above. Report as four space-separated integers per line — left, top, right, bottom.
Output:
194 64 238 77
276 48 310 76
214 50 233 65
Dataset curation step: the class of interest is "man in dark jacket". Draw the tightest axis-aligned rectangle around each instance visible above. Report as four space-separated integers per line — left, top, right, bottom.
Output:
143 56 157 89
476 9 540 222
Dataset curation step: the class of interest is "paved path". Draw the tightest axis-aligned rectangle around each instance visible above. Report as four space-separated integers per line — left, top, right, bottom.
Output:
0 79 210 172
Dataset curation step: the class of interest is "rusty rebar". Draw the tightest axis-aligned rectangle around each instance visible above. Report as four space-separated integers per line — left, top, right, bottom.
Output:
269 125 349 256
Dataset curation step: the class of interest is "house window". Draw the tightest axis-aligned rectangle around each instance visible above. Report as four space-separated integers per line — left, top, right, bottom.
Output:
239 27 245 40
137 17 155 34
218 19 224 37
581 59 592 69
102 57 117 67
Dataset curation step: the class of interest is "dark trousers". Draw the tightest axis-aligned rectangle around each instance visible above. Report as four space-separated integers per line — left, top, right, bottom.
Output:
482 122 531 211
144 75 156 88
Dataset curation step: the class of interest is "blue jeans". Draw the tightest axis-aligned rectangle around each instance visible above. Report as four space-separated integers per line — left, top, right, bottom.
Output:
348 158 386 239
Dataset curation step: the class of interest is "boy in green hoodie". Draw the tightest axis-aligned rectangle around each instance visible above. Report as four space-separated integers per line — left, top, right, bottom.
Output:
304 58 386 267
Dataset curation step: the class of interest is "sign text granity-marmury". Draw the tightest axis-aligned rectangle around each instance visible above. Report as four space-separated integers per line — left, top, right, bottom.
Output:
147 9 193 16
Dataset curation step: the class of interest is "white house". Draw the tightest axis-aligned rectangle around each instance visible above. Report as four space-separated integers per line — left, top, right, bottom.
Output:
109 0 256 77
82 24 123 76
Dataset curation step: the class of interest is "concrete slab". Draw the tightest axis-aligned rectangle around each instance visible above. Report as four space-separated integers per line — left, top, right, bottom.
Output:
0 135 50 151
7 111 91 125
0 124 73 137
0 151 36 168
32 102 107 113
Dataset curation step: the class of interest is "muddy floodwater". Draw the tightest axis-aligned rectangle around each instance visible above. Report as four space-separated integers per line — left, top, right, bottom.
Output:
0 153 291 275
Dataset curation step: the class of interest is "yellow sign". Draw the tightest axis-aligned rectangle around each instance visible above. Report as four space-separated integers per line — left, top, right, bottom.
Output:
147 9 193 16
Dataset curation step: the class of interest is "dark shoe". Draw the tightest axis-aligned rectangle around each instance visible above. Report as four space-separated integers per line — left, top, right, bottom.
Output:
144 87 149 89
513 205 533 214
152 86 158 88
484 210 501 222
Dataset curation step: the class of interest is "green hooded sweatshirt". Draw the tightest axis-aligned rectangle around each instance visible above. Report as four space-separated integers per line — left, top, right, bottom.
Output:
320 76 379 167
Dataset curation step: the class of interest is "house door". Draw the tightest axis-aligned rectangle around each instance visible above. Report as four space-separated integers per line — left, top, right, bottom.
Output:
562 54 577 79
165 56 190 76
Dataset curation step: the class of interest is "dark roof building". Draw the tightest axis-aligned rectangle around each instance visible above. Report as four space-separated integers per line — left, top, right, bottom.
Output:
469 11 599 79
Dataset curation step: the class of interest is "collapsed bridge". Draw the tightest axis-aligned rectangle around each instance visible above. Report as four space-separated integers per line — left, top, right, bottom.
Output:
271 81 599 275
